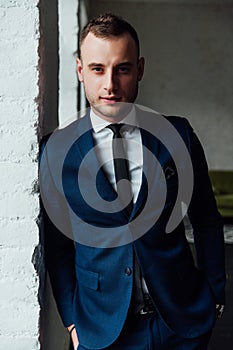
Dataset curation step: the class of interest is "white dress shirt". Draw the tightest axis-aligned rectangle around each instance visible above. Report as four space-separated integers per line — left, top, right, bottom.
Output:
90 107 143 204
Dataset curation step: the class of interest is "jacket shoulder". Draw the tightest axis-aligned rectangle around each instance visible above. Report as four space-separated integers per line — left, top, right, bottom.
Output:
164 115 193 150
39 114 90 157
164 115 192 131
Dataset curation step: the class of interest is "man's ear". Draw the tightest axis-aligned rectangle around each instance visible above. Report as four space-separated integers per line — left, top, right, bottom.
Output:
76 57 84 82
137 57 145 82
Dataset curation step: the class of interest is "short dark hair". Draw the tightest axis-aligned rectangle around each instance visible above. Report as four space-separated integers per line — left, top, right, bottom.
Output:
79 13 140 57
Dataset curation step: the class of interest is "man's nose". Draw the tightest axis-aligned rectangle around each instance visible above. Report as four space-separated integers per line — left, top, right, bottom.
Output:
104 70 118 93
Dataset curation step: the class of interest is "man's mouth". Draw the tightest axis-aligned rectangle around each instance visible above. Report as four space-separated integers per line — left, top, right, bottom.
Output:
100 96 121 104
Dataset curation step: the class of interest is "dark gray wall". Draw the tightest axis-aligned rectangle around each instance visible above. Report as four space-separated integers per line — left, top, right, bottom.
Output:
89 0 233 170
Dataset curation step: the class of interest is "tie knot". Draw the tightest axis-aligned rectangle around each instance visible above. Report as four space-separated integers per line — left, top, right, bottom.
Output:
107 123 124 137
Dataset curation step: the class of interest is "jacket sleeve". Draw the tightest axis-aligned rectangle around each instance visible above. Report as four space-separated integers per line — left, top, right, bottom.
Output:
40 136 76 327
185 121 226 305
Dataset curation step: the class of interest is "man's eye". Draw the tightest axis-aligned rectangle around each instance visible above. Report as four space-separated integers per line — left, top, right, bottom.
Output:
92 67 103 73
118 67 130 73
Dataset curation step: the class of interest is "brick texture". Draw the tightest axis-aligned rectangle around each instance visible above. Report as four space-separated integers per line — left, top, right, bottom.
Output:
0 0 40 349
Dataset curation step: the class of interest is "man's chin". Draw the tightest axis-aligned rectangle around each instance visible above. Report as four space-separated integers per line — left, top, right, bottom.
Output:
93 102 132 120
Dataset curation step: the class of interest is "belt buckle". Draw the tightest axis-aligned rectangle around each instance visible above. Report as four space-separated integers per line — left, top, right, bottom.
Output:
139 308 155 315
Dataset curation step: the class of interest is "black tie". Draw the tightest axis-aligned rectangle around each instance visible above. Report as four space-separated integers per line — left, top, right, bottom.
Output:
108 123 145 313
107 123 133 215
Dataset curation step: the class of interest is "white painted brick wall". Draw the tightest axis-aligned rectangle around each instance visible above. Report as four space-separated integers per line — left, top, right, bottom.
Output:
0 1 40 349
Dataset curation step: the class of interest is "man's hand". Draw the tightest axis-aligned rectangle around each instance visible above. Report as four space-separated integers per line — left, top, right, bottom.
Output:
216 304 225 319
67 324 79 350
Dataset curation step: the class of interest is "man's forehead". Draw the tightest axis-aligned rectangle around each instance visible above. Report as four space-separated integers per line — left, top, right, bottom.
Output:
80 32 138 57
81 31 132 44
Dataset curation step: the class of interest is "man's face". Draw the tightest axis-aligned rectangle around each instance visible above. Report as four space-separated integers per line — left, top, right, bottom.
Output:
77 32 144 121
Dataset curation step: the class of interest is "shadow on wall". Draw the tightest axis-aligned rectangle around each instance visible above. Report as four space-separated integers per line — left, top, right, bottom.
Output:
37 0 67 349
37 0 59 137
40 273 71 350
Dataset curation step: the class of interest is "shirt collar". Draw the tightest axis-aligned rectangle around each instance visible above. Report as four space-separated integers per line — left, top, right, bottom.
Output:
90 106 138 133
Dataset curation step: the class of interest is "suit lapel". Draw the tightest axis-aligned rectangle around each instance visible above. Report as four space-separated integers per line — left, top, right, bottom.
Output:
75 115 130 218
75 115 115 194
130 112 160 220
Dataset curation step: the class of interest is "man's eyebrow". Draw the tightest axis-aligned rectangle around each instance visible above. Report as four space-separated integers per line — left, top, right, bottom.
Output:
87 62 134 68
117 62 133 67
88 63 104 68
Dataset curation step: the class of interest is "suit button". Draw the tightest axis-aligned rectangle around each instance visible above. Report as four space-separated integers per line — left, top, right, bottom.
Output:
125 267 132 276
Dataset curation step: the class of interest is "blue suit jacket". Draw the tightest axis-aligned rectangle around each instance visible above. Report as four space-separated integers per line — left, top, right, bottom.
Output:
40 110 226 349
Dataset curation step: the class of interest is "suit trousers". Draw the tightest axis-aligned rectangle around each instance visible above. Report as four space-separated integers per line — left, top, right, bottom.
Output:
77 309 212 350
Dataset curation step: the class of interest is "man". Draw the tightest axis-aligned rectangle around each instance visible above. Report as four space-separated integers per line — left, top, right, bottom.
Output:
40 13 226 350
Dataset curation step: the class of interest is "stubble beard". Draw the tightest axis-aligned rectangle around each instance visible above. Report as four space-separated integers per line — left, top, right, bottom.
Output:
83 79 139 120
92 102 133 121
88 87 139 121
